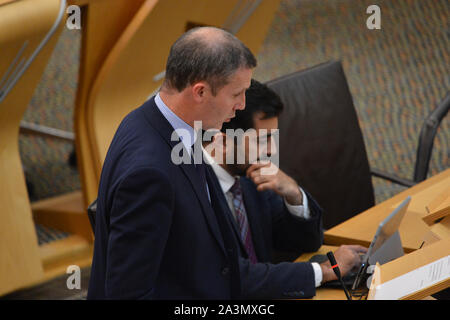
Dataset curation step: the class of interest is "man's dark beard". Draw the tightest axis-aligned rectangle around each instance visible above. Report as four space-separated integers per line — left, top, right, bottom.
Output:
227 163 250 177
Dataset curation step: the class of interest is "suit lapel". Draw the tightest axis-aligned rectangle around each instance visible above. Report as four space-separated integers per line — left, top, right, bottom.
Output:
141 97 227 256
180 162 228 256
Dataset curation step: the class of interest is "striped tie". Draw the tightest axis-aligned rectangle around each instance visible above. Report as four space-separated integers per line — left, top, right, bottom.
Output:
230 178 258 264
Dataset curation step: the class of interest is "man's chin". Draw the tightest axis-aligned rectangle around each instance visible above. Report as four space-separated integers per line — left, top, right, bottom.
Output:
228 164 250 177
204 122 222 131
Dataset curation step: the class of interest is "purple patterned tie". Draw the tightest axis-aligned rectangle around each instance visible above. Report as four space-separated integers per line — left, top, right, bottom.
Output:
230 178 258 264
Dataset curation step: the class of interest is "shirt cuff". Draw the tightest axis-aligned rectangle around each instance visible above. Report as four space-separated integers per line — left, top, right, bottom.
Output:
284 187 310 219
311 262 323 287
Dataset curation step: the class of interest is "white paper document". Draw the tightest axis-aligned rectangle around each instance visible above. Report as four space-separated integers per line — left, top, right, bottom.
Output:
373 255 450 300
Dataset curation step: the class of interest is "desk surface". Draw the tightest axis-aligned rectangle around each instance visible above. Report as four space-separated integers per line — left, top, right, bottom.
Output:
298 169 450 300
324 169 450 252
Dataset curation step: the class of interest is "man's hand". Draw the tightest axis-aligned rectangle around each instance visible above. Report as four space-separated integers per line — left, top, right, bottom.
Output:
246 161 303 205
320 245 368 284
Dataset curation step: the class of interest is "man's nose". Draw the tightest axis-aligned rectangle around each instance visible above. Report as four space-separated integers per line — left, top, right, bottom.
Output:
236 94 246 110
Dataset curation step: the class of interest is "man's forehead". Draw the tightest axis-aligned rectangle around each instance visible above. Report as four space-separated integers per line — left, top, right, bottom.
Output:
228 68 252 86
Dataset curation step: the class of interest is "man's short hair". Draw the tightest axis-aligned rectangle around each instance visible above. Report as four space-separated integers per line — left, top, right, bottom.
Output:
222 79 284 132
164 27 257 95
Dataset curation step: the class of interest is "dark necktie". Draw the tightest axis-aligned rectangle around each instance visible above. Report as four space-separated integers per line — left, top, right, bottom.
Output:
230 178 258 264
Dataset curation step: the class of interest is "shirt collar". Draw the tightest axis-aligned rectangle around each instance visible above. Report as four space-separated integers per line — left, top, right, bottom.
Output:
155 92 197 154
203 148 237 193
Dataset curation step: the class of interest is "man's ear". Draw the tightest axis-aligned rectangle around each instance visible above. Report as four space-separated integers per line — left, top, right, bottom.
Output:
191 82 209 102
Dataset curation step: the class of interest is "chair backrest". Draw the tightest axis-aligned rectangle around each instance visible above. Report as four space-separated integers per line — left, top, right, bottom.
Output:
0 0 65 296
266 61 375 229
414 92 450 182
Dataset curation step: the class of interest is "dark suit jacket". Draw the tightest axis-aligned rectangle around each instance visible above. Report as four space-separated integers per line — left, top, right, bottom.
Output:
87 97 241 299
207 171 324 299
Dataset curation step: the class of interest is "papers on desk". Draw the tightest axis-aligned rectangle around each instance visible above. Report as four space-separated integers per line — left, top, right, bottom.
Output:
373 255 450 300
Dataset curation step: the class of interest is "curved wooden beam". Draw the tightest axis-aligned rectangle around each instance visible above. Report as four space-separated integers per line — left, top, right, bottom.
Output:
0 0 66 296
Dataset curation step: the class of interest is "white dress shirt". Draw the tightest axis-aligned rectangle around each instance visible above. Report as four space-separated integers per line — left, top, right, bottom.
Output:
155 93 195 155
155 93 211 202
203 150 323 287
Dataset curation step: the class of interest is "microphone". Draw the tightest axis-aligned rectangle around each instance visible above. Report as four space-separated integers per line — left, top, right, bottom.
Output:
326 251 352 300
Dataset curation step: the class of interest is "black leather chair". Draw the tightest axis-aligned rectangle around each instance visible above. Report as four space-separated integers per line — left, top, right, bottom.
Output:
266 61 449 229
266 61 374 229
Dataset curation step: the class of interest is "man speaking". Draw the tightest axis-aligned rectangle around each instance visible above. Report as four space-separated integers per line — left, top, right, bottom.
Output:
88 27 256 299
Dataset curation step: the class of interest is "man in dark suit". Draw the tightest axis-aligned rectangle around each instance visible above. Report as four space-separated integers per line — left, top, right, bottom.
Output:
87 27 257 299
202 79 368 298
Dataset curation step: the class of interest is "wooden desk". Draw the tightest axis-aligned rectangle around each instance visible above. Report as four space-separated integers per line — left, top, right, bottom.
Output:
324 169 450 252
294 244 439 300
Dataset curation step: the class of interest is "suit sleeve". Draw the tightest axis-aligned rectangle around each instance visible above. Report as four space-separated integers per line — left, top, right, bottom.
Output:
105 167 174 299
238 257 317 299
270 189 324 253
